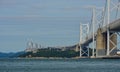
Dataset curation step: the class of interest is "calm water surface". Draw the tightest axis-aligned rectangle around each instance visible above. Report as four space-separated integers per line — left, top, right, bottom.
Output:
0 58 120 72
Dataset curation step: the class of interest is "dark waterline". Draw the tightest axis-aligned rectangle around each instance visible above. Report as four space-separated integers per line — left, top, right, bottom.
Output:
0 58 120 72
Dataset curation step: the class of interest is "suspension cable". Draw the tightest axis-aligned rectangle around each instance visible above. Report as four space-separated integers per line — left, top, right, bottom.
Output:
103 0 108 26
89 12 93 34
115 0 120 19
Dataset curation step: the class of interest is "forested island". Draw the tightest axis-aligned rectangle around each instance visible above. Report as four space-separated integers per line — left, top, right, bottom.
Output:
19 48 93 58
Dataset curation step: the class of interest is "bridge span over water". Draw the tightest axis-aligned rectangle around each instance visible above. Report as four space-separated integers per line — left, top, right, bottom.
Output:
77 0 120 58
82 18 120 46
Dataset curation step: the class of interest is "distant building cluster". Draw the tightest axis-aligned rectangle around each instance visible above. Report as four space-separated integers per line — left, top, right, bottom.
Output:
25 41 41 53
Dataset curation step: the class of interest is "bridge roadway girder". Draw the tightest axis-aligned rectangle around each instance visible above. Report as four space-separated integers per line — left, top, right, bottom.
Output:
81 18 120 47
102 18 120 33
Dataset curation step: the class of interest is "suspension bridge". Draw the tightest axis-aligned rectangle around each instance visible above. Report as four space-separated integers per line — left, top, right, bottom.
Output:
79 0 120 58
25 0 120 58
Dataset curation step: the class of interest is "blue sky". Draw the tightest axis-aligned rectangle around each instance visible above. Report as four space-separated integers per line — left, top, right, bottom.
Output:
0 0 110 52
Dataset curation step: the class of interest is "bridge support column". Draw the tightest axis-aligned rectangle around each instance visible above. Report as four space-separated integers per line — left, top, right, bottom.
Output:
96 28 106 57
75 44 79 52
96 28 117 57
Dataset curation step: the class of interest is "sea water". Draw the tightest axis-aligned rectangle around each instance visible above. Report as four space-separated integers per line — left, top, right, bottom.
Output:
0 58 120 72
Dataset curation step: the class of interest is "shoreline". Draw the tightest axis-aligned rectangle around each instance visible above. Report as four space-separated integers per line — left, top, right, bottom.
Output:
17 55 120 59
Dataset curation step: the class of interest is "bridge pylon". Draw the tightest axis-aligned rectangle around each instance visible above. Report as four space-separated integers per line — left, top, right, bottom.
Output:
105 0 120 56
79 23 90 58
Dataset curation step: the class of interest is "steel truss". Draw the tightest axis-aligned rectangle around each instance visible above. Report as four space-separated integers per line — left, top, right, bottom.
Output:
79 23 89 57
106 0 120 55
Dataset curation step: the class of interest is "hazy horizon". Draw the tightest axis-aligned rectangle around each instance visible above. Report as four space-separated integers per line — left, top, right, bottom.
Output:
0 0 112 52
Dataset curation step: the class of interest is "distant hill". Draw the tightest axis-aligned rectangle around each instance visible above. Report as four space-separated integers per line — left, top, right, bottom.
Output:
19 47 93 58
19 49 86 58
0 51 25 58
0 52 9 58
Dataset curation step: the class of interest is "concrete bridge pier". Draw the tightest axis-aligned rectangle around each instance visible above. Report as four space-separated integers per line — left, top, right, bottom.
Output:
96 28 117 57
96 28 106 57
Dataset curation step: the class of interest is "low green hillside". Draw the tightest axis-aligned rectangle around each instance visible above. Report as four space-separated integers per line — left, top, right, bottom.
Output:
19 48 92 58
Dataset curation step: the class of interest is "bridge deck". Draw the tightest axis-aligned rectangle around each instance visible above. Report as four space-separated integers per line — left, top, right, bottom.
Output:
81 18 120 46
102 18 120 32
